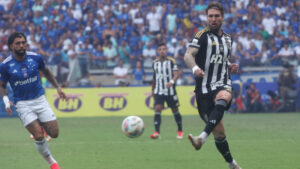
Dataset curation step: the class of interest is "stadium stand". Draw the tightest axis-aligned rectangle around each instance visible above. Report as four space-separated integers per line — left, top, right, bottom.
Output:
0 0 299 112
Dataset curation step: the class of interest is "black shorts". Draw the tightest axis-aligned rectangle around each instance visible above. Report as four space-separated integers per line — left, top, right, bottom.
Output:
195 87 232 123
154 94 180 108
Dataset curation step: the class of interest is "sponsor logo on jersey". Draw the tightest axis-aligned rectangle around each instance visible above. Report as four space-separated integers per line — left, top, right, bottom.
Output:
14 76 37 86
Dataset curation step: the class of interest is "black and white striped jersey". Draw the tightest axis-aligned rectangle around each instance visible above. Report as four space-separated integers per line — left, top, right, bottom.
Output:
189 27 232 94
152 57 178 96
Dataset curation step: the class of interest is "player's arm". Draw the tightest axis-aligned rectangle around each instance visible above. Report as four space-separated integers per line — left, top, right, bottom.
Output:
184 47 204 77
166 69 178 88
41 67 67 100
0 81 13 115
151 73 156 96
229 62 239 74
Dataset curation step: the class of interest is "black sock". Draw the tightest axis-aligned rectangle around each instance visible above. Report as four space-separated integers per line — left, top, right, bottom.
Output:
215 137 233 163
204 100 226 135
154 112 161 133
173 111 182 131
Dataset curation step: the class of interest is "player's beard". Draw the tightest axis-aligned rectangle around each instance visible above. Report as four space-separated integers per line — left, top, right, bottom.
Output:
15 49 26 57
209 23 222 34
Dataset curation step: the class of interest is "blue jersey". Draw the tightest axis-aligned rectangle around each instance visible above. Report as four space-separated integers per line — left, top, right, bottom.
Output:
0 51 46 103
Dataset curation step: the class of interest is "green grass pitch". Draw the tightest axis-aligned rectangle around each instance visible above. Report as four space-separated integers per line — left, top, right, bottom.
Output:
0 113 300 169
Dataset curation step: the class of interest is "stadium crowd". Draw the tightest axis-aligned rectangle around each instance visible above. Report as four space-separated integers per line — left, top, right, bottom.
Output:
0 0 299 88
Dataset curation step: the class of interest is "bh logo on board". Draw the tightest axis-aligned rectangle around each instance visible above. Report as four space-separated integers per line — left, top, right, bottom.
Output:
54 95 82 112
99 93 127 111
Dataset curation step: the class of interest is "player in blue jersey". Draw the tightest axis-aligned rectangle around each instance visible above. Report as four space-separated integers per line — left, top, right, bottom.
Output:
0 32 66 169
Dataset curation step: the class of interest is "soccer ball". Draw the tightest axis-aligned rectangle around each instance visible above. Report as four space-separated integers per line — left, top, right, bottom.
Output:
122 116 144 138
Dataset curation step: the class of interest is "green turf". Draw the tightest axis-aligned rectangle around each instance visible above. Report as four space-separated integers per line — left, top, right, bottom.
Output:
1 113 300 169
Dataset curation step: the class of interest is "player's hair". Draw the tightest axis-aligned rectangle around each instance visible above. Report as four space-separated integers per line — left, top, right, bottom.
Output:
7 32 27 51
206 2 224 16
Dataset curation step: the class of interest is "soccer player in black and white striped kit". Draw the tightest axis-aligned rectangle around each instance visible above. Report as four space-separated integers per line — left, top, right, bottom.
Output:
150 43 183 139
184 2 241 169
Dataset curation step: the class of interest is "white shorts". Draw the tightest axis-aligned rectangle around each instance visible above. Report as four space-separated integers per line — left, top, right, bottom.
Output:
15 95 57 126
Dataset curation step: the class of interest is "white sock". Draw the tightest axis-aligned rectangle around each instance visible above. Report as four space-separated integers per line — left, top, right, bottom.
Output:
35 139 57 165
199 131 208 143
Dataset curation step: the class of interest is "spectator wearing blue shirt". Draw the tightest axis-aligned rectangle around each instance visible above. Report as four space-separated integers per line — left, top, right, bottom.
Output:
130 45 143 68
131 61 145 85
91 44 106 69
269 45 281 66
245 42 261 66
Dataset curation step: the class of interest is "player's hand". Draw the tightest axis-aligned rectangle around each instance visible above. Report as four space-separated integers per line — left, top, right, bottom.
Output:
193 68 205 78
6 101 14 116
229 63 239 74
57 87 67 100
166 82 172 88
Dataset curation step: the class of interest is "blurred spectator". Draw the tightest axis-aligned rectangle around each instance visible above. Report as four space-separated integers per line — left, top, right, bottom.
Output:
262 11 276 35
277 62 297 111
131 61 145 85
194 0 207 12
277 43 295 64
266 90 283 112
142 42 156 68
167 38 178 56
165 8 177 35
104 41 118 68
118 40 131 68
269 46 281 66
113 60 129 86
146 6 161 34
0 45 9 59
77 40 92 77
242 42 261 66
91 44 106 69
176 69 188 86
77 73 94 88
260 43 270 66
130 45 142 69
231 90 245 113
245 83 264 112
67 49 81 87
102 22 116 40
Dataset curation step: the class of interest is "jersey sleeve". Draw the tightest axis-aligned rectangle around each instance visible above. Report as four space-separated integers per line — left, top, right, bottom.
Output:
171 59 178 71
152 62 156 80
188 29 208 49
0 63 9 83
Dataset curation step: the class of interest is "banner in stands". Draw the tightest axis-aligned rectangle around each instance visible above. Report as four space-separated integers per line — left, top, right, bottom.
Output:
44 86 198 117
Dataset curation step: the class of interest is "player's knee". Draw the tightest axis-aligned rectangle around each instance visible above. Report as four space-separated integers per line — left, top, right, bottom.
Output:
213 131 226 138
214 136 226 143
215 99 227 107
154 104 163 111
49 131 59 138
216 90 232 101
34 133 45 141
171 107 178 113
